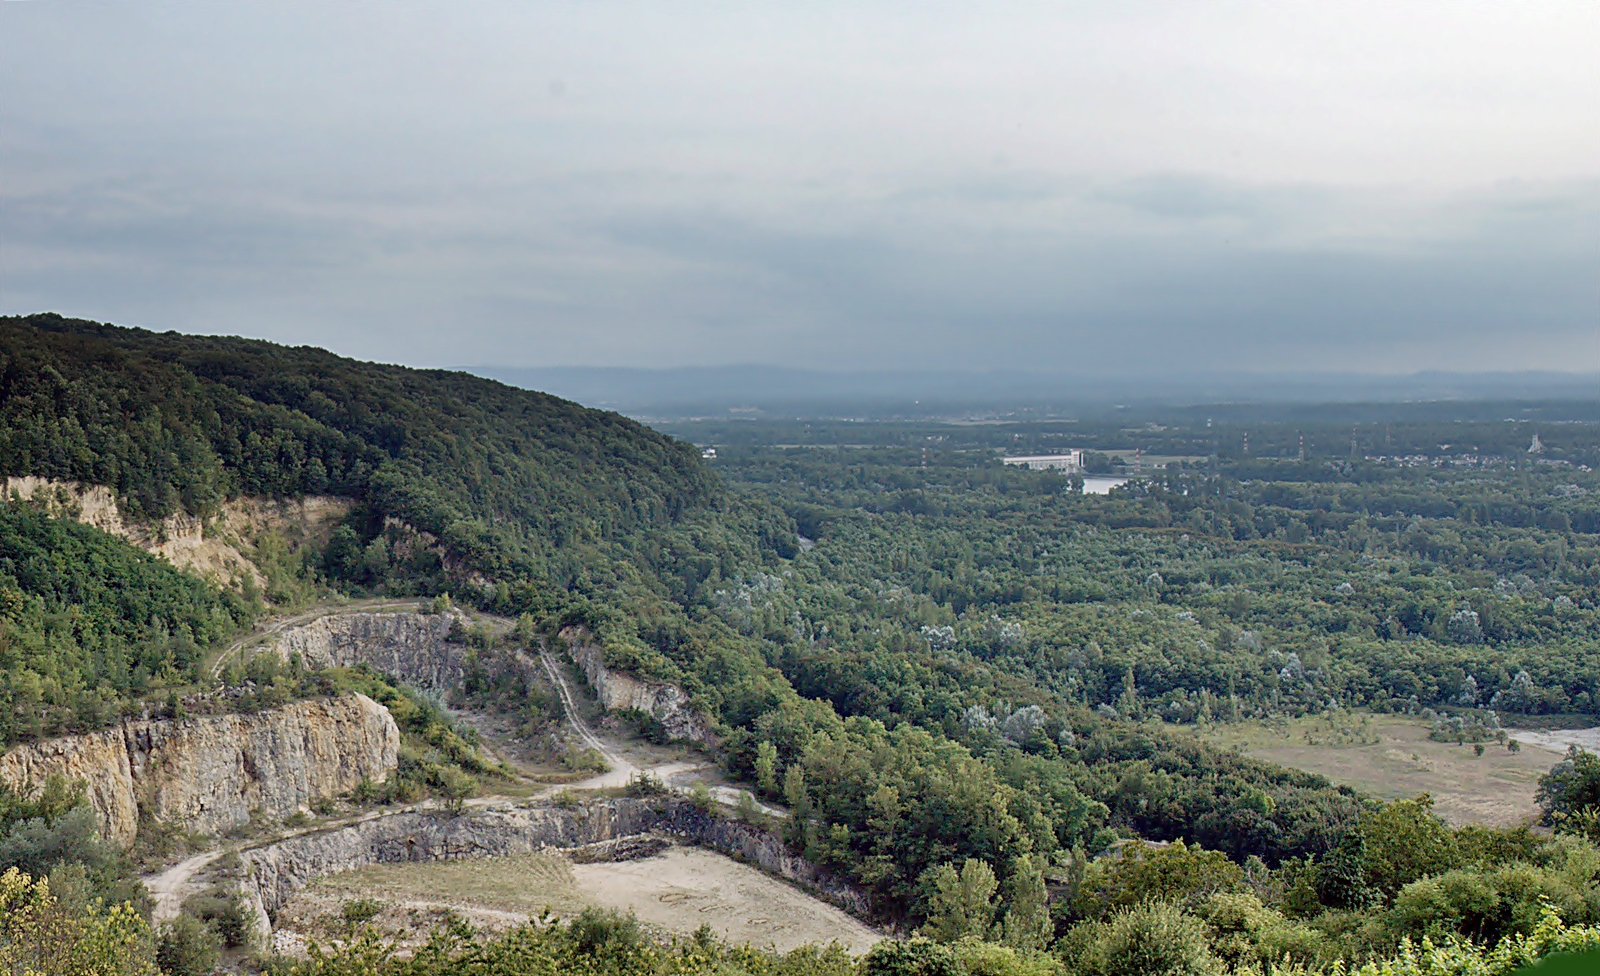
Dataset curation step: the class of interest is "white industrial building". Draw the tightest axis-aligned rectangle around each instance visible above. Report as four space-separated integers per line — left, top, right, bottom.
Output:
1003 451 1083 471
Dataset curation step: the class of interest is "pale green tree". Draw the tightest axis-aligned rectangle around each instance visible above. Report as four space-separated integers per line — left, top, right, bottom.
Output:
755 740 779 796
921 858 998 942
1003 853 1053 950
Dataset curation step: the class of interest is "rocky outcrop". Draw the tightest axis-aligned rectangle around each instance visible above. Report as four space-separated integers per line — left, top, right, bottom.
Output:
0 695 398 847
2 476 126 535
259 611 472 691
560 629 716 746
237 797 869 940
1 476 350 592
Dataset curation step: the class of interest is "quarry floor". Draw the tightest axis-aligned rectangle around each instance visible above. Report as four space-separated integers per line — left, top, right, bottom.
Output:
279 845 881 955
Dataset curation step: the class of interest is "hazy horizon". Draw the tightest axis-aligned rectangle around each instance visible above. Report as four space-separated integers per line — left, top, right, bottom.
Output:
467 362 1600 418
3 4 1597 374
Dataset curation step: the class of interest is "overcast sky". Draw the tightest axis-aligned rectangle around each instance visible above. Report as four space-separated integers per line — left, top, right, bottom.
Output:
2 2 1596 374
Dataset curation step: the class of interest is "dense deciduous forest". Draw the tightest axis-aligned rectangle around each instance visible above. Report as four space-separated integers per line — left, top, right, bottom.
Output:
6 316 1600 973
0 502 252 744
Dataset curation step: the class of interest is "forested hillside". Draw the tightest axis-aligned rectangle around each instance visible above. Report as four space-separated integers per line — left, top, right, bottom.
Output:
1 314 742 593
0 502 251 744
8 317 1600 974
0 313 791 750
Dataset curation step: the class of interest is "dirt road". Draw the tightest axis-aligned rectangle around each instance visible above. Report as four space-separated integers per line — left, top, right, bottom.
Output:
149 850 224 922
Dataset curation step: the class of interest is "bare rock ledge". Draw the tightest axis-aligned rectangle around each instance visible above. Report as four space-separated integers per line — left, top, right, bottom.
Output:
0 694 398 847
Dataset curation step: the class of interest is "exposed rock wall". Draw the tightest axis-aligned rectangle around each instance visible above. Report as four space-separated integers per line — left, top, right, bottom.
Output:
238 797 869 940
259 612 472 691
0 695 398 847
560 629 715 746
1 476 350 592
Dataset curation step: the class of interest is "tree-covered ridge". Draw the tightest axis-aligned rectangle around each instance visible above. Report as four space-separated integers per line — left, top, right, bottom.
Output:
0 501 252 744
2 313 722 585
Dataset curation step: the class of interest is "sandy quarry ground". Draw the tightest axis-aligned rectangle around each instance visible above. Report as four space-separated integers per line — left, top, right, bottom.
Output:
280 845 881 955
1506 727 1600 756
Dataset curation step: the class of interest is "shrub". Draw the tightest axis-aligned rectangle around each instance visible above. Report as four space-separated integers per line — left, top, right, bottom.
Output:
920 859 998 943
1062 902 1221 976
568 906 645 955
156 915 220 976
625 772 667 797
341 898 386 927
184 886 257 948
860 938 962 976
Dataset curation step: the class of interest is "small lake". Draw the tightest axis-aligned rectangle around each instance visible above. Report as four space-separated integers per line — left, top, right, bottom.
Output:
1082 477 1129 495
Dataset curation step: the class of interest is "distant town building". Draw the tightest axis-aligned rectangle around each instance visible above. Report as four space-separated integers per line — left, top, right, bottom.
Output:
1003 451 1082 471
1528 434 1543 454
700 447 717 459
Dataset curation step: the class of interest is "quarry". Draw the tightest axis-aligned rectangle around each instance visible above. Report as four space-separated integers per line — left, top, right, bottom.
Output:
0 600 878 959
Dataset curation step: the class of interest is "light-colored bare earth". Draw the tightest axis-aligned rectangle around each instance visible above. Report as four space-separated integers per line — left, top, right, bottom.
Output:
3 477 350 592
288 846 881 954
575 847 877 952
149 850 224 922
1507 727 1600 755
1200 713 1562 827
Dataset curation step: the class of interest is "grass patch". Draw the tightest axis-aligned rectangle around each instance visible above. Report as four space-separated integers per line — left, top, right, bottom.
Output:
1196 711 1562 827
310 851 585 917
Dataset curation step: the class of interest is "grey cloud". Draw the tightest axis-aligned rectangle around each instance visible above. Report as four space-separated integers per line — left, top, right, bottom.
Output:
1 3 1595 374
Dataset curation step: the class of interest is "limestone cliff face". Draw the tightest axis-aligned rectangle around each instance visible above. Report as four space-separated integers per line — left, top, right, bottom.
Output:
0 725 138 846
560 629 715 746
1 476 349 592
260 611 469 691
0 695 398 847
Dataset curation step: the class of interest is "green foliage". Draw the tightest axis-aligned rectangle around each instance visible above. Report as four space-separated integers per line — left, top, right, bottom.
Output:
183 886 256 949
0 866 156 976
0 501 252 746
1360 796 1462 901
340 898 386 927
1195 891 1325 971
324 667 491 807
920 859 999 943
756 739 780 795
1072 840 1244 921
156 915 220 976
1059 901 1222 976
0 776 146 913
1540 748 1600 841
1001 854 1052 950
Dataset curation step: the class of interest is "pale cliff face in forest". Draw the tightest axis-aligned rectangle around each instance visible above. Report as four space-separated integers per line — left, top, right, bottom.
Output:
0 695 397 846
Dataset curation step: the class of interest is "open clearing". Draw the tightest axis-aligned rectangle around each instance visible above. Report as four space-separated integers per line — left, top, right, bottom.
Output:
1197 712 1562 826
286 846 881 954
